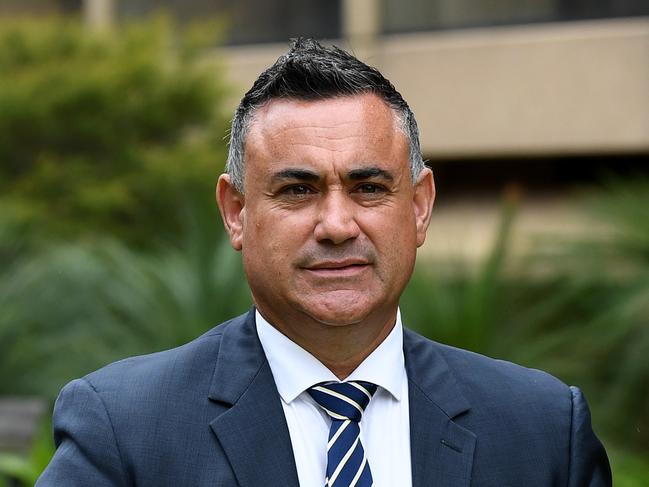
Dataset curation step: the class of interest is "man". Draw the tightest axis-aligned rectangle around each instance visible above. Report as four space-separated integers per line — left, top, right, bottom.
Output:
37 38 611 486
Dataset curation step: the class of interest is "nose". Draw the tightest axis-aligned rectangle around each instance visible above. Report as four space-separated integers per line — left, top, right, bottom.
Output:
313 190 361 244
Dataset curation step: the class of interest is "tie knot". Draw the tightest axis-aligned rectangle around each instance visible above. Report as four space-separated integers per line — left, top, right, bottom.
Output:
308 381 377 422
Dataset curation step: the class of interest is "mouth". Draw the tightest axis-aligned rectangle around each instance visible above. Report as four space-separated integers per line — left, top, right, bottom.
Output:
303 260 371 277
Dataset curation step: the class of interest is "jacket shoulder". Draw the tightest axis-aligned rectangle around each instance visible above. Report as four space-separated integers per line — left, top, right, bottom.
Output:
438 340 569 398
404 328 573 418
404 330 611 485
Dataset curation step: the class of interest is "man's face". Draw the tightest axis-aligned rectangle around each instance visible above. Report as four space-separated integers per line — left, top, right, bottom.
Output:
217 93 434 334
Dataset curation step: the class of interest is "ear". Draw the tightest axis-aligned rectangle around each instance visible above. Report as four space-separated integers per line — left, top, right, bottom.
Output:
216 174 245 251
412 167 435 248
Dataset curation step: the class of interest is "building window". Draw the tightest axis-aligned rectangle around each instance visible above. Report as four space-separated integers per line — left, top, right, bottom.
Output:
381 0 649 34
117 0 341 45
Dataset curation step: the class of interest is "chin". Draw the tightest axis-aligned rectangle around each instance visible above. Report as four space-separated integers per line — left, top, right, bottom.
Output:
299 294 376 327
311 314 365 327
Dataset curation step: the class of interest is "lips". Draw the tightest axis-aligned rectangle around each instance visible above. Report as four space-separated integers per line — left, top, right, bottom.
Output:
302 259 371 277
306 259 370 270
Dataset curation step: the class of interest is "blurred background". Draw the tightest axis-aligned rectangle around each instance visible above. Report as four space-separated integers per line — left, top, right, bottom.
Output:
0 0 648 485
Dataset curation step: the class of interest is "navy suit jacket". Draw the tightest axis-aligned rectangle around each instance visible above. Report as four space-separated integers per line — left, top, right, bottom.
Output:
37 310 611 486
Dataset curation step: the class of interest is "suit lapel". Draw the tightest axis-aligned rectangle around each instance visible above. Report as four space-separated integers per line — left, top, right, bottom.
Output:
208 311 300 487
205 312 476 487
404 329 476 487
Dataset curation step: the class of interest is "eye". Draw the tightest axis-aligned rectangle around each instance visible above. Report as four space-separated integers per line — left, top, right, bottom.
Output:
354 183 386 194
281 184 315 196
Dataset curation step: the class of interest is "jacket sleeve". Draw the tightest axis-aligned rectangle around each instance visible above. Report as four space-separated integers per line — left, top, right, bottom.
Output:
568 386 612 487
35 378 128 486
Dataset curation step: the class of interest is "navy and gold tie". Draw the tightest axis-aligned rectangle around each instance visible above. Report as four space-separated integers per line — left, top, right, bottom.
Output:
308 381 378 487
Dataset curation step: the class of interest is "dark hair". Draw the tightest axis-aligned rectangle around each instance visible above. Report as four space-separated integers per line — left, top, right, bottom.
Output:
226 37 424 192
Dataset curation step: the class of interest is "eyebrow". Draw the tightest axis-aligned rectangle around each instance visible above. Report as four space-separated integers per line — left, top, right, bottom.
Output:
348 167 394 181
271 168 320 182
270 166 394 183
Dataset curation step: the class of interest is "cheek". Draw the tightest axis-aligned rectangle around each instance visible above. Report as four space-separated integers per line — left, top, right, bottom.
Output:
243 212 308 265
365 208 416 247
266 208 317 243
365 212 417 270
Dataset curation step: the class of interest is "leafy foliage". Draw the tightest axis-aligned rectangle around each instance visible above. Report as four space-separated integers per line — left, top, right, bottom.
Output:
516 179 649 454
0 203 250 399
0 419 54 487
608 445 649 487
402 197 515 354
0 16 229 247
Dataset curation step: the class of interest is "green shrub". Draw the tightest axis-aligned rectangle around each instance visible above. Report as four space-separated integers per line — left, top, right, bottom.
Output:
0 15 229 247
402 197 515 354
0 419 53 487
518 178 649 454
0 201 250 399
609 445 649 487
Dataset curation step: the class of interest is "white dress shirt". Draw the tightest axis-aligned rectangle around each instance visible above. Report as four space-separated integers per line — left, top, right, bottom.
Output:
256 310 412 487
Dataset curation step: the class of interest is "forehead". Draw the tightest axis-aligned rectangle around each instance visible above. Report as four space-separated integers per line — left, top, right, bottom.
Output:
249 93 399 131
243 93 408 171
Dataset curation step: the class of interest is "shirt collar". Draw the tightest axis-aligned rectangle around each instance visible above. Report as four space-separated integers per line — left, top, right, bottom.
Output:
256 309 406 404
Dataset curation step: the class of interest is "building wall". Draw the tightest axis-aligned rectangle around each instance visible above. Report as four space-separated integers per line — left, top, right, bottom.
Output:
220 17 649 158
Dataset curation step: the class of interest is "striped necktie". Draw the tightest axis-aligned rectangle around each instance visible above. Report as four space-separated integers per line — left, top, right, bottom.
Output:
308 381 378 487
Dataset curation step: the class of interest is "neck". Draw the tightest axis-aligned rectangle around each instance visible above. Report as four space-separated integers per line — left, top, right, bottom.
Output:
317 322 395 379
257 306 398 380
